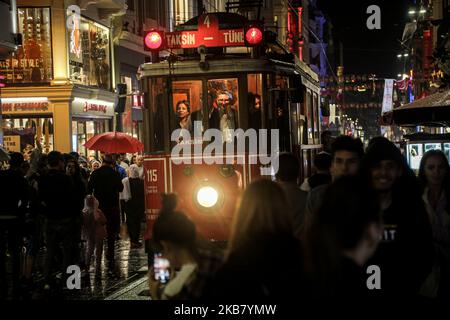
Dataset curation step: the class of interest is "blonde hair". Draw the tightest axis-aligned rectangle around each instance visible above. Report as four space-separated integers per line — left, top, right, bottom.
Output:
228 179 292 254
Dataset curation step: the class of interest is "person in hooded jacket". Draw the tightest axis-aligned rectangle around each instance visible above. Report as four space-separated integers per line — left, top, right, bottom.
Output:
361 137 434 297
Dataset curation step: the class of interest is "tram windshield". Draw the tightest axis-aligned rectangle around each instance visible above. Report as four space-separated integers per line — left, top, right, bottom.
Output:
147 73 297 153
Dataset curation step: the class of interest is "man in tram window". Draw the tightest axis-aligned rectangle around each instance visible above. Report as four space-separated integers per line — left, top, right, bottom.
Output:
209 90 237 143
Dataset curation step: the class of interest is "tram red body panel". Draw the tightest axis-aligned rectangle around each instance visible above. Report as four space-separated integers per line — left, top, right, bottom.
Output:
143 154 263 241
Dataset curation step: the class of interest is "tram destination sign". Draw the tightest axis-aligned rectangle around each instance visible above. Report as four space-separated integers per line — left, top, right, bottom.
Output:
166 14 245 49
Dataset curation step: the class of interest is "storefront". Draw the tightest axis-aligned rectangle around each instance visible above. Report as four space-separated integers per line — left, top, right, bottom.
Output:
1 97 54 154
0 3 120 155
71 97 114 157
0 92 116 155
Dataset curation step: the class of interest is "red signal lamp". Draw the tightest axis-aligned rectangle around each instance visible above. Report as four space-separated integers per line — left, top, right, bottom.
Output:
245 27 263 46
144 30 164 51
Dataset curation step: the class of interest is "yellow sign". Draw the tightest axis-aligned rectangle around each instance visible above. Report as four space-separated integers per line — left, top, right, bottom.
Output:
3 135 21 152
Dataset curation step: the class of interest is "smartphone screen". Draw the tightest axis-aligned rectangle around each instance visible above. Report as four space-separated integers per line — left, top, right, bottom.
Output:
154 253 170 284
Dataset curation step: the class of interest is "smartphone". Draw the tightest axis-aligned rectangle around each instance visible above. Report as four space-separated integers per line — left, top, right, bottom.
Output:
153 253 170 284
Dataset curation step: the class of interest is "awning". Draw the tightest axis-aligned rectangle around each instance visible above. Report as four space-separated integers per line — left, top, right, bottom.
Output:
392 89 450 126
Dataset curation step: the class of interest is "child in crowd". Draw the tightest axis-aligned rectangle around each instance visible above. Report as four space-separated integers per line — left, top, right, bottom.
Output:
82 195 107 271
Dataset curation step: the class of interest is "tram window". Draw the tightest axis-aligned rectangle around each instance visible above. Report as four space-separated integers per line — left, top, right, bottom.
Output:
150 78 166 152
247 74 263 130
313 92 320 142
207 78 239 143
306 90 314 141
171 80 203 139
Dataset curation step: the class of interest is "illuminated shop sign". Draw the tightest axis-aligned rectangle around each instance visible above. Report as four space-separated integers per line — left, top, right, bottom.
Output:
1 97 49 113
72 98 114 117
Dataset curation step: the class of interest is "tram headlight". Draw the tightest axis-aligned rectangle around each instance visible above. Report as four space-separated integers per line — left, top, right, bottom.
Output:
196 186 219 208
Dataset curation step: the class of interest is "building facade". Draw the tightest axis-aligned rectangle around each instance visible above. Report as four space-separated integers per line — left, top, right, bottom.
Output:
0 0 126 156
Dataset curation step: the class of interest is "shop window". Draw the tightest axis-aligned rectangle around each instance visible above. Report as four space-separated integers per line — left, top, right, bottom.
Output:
67 14 111 89
72 118 110 159
121 76 133 137
0 7 52 84
2 117 54 155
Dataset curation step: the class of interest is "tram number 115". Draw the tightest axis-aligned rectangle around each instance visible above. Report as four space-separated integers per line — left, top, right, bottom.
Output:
146 169 158 182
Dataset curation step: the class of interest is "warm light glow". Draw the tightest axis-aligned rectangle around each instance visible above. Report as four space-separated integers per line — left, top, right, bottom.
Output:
144 31 163 50
73 97 114 107
1 97 48 103
196 186 219 208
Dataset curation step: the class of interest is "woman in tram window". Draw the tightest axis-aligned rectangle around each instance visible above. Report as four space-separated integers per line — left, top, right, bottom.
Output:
175 100 193 134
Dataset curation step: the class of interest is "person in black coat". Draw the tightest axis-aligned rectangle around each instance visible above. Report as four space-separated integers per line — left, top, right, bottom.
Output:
0 153 29 299
66 158 87 266
361 137 434 297
88 154 124 264
302 176 382 300
38 151 78 288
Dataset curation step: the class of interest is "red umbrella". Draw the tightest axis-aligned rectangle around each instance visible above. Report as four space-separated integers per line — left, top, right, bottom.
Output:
84 131 144 153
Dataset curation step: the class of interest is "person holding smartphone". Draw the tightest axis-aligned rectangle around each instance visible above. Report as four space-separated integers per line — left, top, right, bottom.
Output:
148 211 198 300
148 195 222 300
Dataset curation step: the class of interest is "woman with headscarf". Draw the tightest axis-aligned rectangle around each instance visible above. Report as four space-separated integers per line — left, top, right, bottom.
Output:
122 164 145 248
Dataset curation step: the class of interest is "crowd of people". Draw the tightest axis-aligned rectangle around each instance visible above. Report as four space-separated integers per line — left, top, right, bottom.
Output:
147 136 450 302
0 147 146 300
1 135 450 302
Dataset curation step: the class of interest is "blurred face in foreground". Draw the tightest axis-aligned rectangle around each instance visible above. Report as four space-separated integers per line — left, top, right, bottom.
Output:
370 160 402 193
424 155 446 187
331 151 360 179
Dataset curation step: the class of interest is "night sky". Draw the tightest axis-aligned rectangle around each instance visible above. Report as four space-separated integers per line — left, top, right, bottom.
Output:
317 0 414 79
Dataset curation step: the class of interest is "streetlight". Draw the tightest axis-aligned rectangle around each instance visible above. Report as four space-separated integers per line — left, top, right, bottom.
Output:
408 9 416 15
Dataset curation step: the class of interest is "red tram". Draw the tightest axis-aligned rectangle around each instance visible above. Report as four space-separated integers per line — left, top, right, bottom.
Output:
138 12 322 241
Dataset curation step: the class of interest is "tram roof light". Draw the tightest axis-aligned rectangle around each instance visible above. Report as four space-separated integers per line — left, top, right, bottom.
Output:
244 22 264 46
144 30 164 51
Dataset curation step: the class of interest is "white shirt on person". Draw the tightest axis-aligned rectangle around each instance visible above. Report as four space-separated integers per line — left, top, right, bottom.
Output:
162 263 197 300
